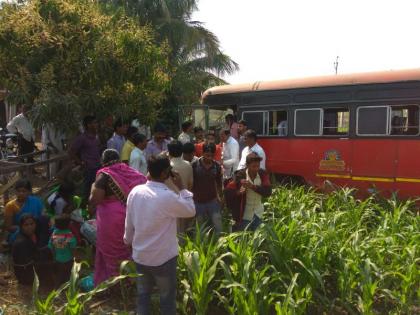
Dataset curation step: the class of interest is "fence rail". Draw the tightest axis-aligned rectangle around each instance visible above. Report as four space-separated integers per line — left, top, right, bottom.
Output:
0 151 69 204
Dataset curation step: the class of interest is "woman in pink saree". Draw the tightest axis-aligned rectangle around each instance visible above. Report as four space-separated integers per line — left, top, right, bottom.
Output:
89 149 147 286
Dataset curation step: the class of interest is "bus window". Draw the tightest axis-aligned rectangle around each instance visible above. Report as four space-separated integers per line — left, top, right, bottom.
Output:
269 110 288 136
294 109 321 136
390 105 419 136
357 106 388 136
242 111 268 135
323 108 349 135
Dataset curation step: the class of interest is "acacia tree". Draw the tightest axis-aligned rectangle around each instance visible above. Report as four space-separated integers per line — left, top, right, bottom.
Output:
0 0 170 132
106 0 239 131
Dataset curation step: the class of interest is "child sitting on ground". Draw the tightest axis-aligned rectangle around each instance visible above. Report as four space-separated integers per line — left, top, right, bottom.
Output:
11 214 45 285
48 215 77 286
47 181 84 244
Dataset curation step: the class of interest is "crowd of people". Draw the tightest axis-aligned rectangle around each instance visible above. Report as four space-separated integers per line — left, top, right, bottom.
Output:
2 111 272 315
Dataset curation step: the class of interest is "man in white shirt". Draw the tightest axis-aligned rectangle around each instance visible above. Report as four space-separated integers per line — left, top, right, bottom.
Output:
168 140 193 191
41 123 65 177
129 133 148 175
124 155 195 315
177 121 193 144
238 129 266 170
219 129 239 183
167 140 193 234
7 105 35 162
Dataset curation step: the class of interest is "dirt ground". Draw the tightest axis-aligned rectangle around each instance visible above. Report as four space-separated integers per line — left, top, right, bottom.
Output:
0 164 139 314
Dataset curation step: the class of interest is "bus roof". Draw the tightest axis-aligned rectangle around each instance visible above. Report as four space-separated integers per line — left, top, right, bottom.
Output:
202 68 420 100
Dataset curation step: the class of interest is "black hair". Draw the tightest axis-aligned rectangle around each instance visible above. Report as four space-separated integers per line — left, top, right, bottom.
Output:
168 140 183 158
147 155 170 179
238 119 247 126
101 149 120 166
193 126 203 133
225 114 236 123
132 133 147 146
246 152 262 165
113 118 125 131
82 115 96 128
19 213 36 228
220 128 231 136
181 121 193 132
206 129 216 137
244 129 257 141
55 215 71 230
58 181 75 197
126 126 138 139
153 122 167 134
15 179 32 192
182 142 195 154
202 142 216 154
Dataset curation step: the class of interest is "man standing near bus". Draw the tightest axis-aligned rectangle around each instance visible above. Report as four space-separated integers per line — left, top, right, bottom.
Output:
237 129 266 170
219 129 239 185
237 120 248 157
124 155 195 315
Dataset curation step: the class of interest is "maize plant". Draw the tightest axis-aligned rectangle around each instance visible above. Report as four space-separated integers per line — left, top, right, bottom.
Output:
29 186 419 314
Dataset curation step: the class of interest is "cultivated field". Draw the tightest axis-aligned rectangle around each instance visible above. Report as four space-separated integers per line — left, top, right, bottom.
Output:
1 186 419 314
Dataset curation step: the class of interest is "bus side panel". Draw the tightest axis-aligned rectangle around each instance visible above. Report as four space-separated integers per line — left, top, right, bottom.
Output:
259 138 341 187
258 138 318 184
395 140 420 199
312 138 353 191
351 139 397 197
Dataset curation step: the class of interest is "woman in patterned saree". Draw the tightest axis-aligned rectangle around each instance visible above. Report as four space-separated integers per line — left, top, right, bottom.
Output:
89 149 147 285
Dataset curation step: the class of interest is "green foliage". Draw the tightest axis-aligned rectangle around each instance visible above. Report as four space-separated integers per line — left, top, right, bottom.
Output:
31 260 138 315
178 225 226 315
0 0 169 133
29 187 419 314
107 0 239 131
178 187 419 314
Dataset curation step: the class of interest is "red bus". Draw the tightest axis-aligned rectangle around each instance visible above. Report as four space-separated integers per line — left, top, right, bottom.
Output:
196 68 420 199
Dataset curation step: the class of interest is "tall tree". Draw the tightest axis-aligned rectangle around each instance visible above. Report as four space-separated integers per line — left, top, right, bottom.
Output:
0 0 170 132
107 0 239 131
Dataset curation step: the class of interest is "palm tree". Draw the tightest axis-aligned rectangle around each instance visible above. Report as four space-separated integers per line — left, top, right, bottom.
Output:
107 0 239 129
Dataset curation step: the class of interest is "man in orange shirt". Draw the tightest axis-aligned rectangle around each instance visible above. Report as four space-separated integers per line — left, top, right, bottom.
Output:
195 130 222 162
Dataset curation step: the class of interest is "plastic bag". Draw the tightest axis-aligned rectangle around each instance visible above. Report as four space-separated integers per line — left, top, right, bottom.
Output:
80 220 97 245
79 273 94 292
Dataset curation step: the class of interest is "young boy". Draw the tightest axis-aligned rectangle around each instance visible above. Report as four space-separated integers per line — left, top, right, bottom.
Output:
47 181 83 244
47 181 75 215
48 215 77 286
191 143 223 235
129 133 148 175
182 142 198 164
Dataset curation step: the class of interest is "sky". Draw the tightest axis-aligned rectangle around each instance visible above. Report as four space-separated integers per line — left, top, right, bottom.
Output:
193 0 420 84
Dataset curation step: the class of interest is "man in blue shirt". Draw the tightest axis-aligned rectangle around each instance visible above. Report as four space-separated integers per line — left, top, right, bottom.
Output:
107 119 128 154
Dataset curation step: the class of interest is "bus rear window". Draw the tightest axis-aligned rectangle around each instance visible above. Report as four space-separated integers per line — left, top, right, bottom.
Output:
294 109 321 136
357 106 388 135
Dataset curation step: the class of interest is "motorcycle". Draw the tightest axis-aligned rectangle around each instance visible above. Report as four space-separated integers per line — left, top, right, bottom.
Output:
0 127 18 160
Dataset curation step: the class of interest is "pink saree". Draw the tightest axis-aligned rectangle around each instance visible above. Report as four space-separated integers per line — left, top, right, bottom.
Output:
94 163 147 286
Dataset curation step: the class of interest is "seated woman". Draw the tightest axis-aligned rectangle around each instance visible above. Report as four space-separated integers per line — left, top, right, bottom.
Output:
11 214 52 285
89 149 147 286
4 179 50 246
225 152 272 231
